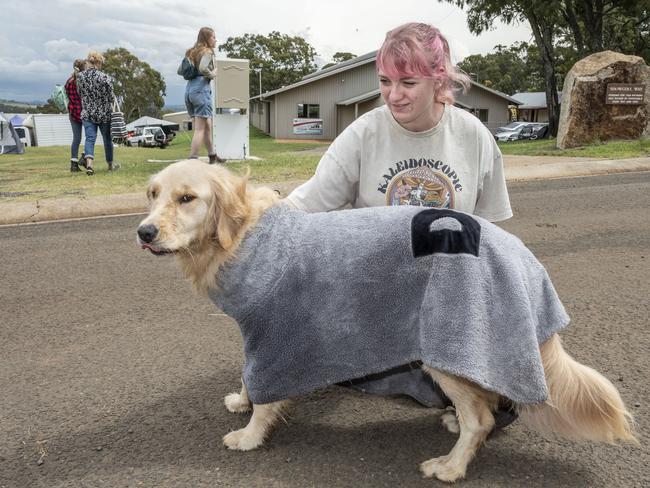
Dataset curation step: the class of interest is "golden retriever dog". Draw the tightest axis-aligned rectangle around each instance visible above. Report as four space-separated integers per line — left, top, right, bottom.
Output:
136 159 636 483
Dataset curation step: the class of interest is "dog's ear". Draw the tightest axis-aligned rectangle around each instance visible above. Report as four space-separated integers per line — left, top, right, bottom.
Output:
207 167 250 251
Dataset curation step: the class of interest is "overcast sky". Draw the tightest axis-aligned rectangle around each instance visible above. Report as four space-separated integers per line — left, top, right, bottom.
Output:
1 0 532 106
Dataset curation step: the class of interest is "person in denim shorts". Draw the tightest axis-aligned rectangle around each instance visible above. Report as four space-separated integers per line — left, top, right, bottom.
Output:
180 27 225 164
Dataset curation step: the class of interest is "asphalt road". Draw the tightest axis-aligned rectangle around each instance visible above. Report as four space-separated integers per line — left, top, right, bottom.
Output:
1 172 649 488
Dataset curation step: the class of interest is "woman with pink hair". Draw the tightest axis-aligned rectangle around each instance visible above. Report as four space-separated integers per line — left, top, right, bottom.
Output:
285 23 515 426
287 22 512 221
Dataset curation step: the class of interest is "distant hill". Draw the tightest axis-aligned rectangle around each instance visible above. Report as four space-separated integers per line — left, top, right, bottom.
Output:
0 99 40 113
162 105 186 113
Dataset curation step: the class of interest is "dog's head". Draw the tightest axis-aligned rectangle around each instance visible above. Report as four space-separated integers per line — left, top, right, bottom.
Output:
136 158 253 253
136 160 278 291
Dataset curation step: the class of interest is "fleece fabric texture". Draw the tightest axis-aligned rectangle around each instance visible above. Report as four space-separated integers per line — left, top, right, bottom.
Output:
208 204 570 406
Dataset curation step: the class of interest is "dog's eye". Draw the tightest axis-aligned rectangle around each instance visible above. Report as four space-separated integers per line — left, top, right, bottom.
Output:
180 194 196 203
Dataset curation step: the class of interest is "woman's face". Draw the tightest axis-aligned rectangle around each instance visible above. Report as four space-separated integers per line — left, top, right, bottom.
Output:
208 33 217 48
378 71 438 132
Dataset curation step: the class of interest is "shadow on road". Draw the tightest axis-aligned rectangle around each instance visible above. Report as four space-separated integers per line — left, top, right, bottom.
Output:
6 377 593 488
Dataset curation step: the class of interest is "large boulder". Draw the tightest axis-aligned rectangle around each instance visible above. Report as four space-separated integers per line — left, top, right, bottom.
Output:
557 50 650 149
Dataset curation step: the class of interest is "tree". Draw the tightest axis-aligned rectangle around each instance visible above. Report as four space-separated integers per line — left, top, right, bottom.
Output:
36 98 62 114
102 48 166 121
458 43 530 94
441 1 565 136
219 32 318 97
442 1 650 137
558 0 649 56
322 51 357 70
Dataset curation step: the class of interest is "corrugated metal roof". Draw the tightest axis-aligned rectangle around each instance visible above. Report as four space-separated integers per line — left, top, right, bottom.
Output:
303 51 378 81
511 91 562 109
251 51 378 100
337 88 381 106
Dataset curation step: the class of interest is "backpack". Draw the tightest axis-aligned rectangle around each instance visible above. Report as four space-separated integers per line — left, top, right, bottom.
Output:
178 56 201 80
50 84 69 112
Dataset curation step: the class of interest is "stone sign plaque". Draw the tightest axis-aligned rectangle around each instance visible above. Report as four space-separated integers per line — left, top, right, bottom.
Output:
606 83 645 104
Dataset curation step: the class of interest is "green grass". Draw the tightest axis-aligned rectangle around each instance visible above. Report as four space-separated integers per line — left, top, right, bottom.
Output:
0 126 327 202
3 127 649 203
498 137 650 158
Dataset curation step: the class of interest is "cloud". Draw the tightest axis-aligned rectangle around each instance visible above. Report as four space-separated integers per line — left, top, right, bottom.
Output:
44 39 90 62
0 59 59 78
1 0 532 104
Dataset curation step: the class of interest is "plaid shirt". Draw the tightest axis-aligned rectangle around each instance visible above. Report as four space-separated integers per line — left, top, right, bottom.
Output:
64 77 82 122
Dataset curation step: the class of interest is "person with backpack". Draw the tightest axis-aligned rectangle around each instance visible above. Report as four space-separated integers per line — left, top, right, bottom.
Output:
179 26 225 164
64 59 86 172
76 50 120 175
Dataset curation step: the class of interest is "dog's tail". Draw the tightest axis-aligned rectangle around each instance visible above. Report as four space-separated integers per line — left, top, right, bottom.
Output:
518 334 637 444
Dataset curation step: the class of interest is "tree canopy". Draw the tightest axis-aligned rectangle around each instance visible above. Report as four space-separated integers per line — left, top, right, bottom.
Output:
458 43 531 94
102 47 166 121
219 32 318 97
36 98 61 114
322 51 357 70
440 0 650 136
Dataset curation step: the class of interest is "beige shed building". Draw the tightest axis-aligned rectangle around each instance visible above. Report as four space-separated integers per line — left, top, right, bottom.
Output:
250 51 520 140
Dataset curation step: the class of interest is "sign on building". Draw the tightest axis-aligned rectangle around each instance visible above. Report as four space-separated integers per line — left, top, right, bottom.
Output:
606 84 645 105
293 118 323 135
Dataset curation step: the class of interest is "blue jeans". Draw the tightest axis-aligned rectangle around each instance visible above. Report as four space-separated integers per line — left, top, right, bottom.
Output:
69 116 83 160
83 120 113 164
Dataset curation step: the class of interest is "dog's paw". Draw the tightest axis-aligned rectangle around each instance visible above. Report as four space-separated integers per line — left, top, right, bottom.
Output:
420 455 466 482
224 392 252 413
223 428 263 451
440 409 460 434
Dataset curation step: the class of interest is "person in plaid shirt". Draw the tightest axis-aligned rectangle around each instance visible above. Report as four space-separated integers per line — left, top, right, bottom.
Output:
64 59 86 172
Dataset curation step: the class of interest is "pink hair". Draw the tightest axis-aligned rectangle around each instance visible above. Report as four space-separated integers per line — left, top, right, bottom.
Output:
376 23 470 104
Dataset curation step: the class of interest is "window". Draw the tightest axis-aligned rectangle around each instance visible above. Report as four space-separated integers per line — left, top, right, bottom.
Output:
297 103 320 118
477 109 489 123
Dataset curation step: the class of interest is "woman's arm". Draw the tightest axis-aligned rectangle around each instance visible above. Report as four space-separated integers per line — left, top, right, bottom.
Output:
198 52 217 79
474 140 513 222
284 126 362 212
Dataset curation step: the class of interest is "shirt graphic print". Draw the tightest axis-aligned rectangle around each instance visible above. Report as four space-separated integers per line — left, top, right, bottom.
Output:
379 158 463 208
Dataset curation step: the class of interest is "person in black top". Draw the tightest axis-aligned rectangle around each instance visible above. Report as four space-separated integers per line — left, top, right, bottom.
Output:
76 50 120 175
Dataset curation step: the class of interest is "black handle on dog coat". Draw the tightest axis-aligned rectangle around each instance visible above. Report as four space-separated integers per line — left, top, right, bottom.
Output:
411 209 481 258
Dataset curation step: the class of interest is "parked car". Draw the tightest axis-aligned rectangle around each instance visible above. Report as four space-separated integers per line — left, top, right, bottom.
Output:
126 126 168 148
494 122 548 142
518 123 549 140
494 122 530 142
496 121 530 133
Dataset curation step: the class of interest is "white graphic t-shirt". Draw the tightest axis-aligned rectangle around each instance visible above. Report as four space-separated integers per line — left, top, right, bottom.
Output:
287 104 512 222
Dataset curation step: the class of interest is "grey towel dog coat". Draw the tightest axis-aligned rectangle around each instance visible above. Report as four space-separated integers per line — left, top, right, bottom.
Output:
209 204 569 406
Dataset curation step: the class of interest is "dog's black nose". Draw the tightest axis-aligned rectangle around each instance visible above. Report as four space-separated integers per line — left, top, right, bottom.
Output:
137 224 158 243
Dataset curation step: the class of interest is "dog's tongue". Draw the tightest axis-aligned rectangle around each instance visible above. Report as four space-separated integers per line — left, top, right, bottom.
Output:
141 243 161 253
